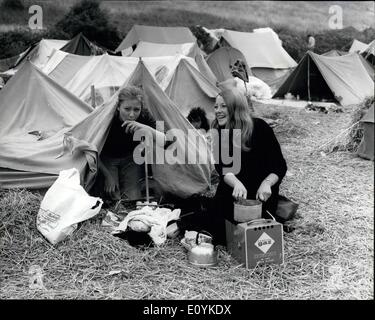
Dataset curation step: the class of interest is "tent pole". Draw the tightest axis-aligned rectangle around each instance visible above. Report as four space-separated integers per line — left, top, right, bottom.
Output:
143 138 150 204
307 55 311 102
91 85 96 108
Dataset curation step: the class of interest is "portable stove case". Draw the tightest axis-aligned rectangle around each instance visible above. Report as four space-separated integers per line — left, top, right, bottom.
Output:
225 213 284 269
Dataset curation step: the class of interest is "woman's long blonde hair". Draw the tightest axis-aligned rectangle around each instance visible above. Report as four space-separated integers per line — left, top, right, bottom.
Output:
212 88 253 151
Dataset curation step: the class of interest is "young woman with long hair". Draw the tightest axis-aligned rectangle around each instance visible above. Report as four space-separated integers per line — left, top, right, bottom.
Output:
207 88 287 244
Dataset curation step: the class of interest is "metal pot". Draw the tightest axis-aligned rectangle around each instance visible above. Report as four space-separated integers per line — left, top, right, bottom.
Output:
187 231 218 267
234 199 262 222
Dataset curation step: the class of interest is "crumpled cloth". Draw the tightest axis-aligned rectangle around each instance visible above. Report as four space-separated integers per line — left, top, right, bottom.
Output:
113 206 181 245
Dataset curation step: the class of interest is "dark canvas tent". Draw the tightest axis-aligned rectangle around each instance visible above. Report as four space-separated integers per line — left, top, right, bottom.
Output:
60 33 107 56
206 46 252 82
0 61 213 198
116 25 197 53
357 104 374 161
273 51 374 106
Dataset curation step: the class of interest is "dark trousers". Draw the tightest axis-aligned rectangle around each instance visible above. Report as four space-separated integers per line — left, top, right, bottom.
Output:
178 181 281 246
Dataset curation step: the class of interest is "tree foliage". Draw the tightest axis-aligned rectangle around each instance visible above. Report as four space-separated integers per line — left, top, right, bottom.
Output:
53 0 120 50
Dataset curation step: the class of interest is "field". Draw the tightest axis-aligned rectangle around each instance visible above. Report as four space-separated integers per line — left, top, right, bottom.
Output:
1 1 374 33
0 101 373 300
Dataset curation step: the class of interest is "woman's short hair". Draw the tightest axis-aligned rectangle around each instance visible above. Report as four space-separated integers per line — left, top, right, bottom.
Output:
187 107 210 131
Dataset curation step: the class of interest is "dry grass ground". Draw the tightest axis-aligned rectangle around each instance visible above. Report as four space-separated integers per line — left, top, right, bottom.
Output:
0 101 373 300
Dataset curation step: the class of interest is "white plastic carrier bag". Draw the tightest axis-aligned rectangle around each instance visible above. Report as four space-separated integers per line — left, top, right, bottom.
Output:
36 168 103 245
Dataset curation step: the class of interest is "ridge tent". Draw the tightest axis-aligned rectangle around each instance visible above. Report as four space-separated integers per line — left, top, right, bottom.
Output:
0 60 214 199
0 61 94 188
1 39 68 79
165 58 220 120
362 40 375 67
273 51 374 107
349 39 368 53
116 25 197 54
45 52 217 114
219 28 297 85
0 61 93 138
206 46 252 82
63 53 139 106
42 51 94 86
322 49 348 57
65 60 213 197
60 32 108 56
12 39 68 70
357 104 374 161
130 41 199 58
61 54 199 106
129 41 217 84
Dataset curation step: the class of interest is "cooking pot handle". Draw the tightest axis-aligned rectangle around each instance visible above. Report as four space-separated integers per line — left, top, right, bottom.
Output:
196 230 213 245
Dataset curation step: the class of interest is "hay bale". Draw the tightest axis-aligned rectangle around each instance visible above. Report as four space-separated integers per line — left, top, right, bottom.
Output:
323 96 374 154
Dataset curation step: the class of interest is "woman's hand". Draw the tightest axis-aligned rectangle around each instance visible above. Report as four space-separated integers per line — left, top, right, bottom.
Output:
256 181 272 202
104 174 120 200
232 180 247 199
122 120 148 134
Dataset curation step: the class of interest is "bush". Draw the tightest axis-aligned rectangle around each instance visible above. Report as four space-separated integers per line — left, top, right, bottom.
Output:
53 0 121 51
0 29 44 59
1 0 24 10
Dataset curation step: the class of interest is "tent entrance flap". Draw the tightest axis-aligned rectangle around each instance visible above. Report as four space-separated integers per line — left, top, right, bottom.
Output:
276 55 337 102
306 56 337 102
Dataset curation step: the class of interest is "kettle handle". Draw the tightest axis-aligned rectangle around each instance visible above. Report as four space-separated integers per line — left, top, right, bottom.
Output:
196 230 213 245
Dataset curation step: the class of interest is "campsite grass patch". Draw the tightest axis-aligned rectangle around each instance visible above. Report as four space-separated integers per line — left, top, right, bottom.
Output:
0 101 373 300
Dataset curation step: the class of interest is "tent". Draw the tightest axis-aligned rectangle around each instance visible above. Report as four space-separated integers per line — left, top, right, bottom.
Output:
273 51 374 107
12 39 68 70
0 61 94 189
116 25 197 53
0 61 214 199
42 50 93 86
322 49 348 57
61 54 198 106
219 28 297 85
349 39 368 53
0 61 93 138
357 104 374 161
44 52 218 112
129 41 217 84
130 41 199 58
206 46 252 82
362 40 375 67
165 58 220 120
60 32 107 56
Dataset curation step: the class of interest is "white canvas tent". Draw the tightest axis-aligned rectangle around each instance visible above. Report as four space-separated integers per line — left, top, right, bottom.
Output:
0 60 214 199
349 39 368 53
116 25 197 53
218 28 297 86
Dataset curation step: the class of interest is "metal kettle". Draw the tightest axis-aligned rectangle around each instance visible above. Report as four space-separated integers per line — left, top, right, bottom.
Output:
187 231 218 267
